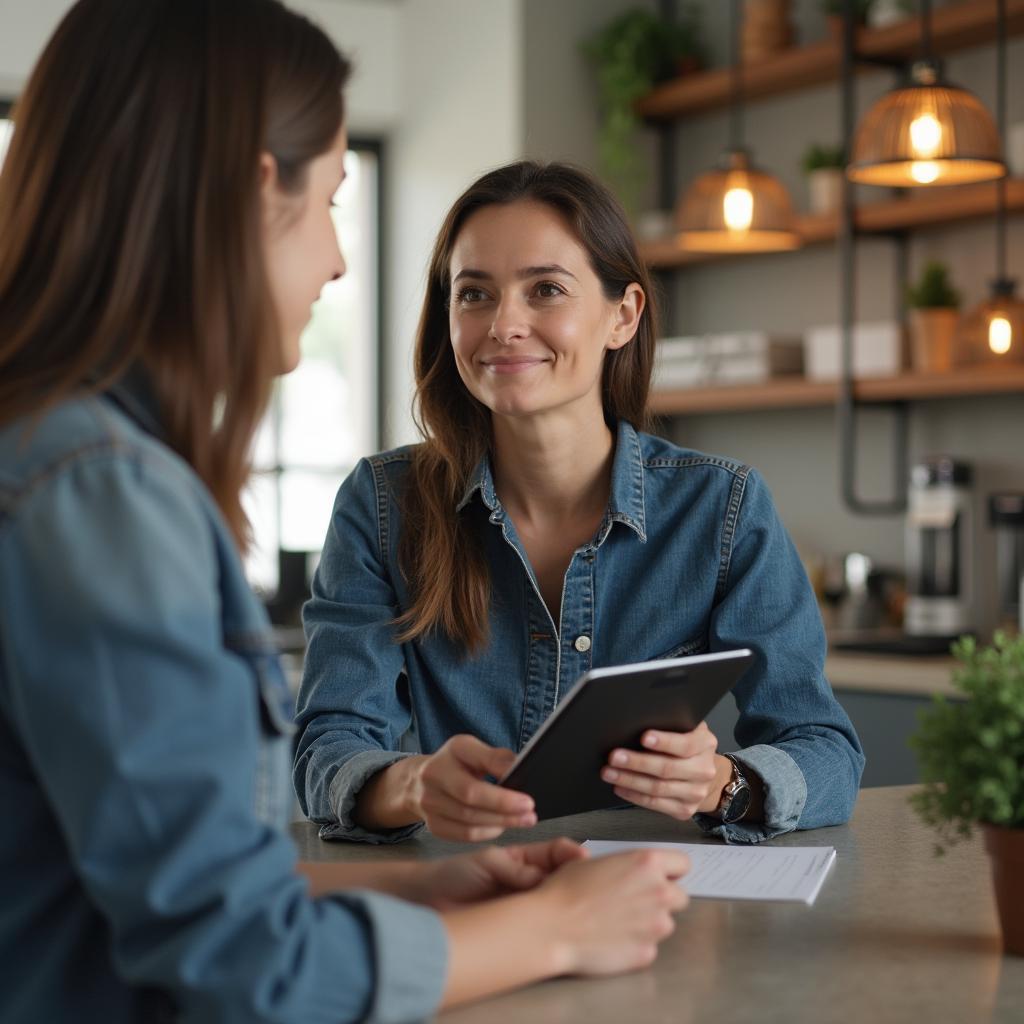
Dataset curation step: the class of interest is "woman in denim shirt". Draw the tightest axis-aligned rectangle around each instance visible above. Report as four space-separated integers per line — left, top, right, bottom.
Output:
295 162 865 846
0 4 692 1022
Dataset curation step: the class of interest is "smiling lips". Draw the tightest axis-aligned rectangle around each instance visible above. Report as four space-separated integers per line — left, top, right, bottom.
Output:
480 356 549 375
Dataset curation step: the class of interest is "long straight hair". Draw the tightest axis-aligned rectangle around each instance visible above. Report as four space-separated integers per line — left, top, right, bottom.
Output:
0 0 350 551
396 161 658 654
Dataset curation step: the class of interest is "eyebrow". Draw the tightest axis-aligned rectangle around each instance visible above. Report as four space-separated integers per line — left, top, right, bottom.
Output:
452 264 579 284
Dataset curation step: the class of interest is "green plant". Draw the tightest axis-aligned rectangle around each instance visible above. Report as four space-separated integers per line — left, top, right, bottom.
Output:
907 261 961 309
910 632 1024 853
582 5 704 212
820 0 874 20
802 143 846 174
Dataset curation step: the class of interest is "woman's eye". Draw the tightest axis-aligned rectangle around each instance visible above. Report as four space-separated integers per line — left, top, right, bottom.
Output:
535 281 564 299
456 287 487 304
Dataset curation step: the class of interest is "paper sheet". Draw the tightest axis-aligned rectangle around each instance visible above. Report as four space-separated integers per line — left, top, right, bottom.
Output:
582 840 836 905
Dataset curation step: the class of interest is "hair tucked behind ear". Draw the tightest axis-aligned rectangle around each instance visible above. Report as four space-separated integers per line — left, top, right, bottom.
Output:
395 160 657 654
0 0 350 552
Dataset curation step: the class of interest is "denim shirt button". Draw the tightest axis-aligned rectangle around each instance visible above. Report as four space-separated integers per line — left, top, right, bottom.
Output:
573 635 592 653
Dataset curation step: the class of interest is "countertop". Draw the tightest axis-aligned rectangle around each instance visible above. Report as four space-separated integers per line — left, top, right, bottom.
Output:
291 785 1023 1023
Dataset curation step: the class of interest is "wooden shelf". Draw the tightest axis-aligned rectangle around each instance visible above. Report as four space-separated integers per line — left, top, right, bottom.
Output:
636 0 1024 121
640 179 1024 270
648 366 1024 416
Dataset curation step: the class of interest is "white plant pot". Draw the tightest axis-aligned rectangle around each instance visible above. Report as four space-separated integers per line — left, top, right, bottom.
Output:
807 168 843 216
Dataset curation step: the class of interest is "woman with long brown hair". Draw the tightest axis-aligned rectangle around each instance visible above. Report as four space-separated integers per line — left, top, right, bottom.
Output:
296 160 864 845
0 3 691 1021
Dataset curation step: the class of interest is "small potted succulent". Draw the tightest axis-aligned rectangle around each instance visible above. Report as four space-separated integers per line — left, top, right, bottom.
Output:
906 260 961 373
582 5 705 213
910 632 1024 955
802 143 846 215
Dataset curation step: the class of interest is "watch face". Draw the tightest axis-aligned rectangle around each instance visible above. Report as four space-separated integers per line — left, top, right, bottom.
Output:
723 783 751 824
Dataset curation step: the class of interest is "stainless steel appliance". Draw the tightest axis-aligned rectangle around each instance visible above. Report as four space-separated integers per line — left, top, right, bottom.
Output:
904 457 974 638
989 492 1024 634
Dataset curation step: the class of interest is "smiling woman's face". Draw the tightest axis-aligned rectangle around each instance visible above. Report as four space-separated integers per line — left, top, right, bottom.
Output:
447 199 640 422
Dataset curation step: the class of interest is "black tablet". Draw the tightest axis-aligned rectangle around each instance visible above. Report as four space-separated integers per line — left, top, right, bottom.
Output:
498 648 754 820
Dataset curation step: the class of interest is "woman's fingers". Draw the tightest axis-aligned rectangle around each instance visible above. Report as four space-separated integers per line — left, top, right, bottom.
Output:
612 784 702 821
422 788 536 829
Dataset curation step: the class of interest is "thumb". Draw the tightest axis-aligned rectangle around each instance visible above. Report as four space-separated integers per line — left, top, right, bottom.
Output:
454 735 517 778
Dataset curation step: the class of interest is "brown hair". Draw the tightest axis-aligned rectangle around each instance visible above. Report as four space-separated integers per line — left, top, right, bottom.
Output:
0 0 350 550
396 160 658 654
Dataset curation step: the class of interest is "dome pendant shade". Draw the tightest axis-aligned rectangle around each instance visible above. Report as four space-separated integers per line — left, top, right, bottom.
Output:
847 61 1005 187
676 149 801 253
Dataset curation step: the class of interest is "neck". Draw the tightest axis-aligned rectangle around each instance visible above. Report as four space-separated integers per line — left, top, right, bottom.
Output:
490 403 616 527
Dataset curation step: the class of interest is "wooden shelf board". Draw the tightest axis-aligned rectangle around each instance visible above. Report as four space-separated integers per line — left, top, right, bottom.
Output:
637 0 1024 121
649 366 1024 416
640 179 1024 270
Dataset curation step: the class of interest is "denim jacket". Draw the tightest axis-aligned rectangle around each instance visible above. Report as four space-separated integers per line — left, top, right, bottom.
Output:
295 420 865 845
0 385 447 1024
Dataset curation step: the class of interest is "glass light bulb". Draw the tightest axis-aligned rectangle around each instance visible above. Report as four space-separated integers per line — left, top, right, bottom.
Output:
910 161 941 184
910 112 942 158
723 187 754 231
989 315 1013 355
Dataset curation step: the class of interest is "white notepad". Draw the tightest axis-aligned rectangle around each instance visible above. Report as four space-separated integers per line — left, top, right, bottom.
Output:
582 840 836 905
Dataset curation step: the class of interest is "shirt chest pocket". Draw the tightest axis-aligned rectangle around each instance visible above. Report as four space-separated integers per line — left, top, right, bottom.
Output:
652 633 709 661
224 632 296 831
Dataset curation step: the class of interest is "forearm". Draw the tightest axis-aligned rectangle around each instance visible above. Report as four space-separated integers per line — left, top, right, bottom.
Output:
352 754 428 831
440 892 568 1009
297 859 428 901
698 754 765 822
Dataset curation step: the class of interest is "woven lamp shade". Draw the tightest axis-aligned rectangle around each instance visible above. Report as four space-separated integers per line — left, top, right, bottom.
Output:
676 149 800 253
848 63 1004 187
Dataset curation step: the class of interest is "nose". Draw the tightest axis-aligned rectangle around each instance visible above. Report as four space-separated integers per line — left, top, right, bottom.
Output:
488 295 529 344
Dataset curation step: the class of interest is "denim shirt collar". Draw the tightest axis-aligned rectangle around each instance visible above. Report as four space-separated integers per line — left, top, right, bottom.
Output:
455 419 646 543
103 367 166 443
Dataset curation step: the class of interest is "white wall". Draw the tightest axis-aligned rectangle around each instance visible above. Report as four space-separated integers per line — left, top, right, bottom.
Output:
0 0 75 95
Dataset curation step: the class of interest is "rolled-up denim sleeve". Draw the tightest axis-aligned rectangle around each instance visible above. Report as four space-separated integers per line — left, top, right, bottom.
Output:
702 468 865 843
0 453 446 1023
295 458 423 843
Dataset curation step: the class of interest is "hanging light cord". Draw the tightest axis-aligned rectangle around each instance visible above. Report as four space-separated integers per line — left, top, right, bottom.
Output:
920 0 933 63
996 0 1008 283
729 0 744 152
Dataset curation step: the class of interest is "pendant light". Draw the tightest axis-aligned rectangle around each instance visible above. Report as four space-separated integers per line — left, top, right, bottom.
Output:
676 0 800 253
960 0 1024 364
847 0 1004 187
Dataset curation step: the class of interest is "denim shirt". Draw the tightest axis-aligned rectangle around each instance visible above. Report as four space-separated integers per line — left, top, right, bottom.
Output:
295 420 865 845
0 386 447 1024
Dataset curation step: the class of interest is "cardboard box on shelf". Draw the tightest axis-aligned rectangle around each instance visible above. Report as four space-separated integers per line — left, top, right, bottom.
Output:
802 322 905 380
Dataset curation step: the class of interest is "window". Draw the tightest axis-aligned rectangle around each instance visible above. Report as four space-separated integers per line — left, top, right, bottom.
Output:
0 100 13 166
245 141 382 604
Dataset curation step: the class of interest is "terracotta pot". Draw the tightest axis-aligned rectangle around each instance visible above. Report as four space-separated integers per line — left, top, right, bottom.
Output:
909 308 959 373
983 823 1024 956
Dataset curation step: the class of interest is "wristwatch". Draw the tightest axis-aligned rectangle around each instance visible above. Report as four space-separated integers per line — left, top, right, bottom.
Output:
712 754 751 824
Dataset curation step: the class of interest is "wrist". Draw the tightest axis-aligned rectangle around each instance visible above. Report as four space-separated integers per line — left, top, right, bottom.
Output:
697 754 735 814
354 755 429 830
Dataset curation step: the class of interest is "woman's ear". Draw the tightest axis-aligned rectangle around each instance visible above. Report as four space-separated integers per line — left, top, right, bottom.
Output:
607 283 646 350
259 151 287 232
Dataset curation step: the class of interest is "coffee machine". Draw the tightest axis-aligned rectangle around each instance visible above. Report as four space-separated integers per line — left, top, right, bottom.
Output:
904 457 975 639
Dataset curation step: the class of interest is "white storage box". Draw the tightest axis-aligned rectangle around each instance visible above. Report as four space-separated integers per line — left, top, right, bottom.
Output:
802 322 905 380
654 333 804 389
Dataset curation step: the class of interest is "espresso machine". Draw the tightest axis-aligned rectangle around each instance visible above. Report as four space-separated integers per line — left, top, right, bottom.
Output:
904 457 975 640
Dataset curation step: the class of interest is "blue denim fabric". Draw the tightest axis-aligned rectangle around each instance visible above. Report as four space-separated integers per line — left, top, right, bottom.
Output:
0 387 447 1024
296 420 865 845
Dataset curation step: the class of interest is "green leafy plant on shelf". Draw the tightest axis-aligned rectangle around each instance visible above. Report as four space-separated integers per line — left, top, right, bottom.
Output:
910 632 1024 854
907 260 961 309
801 143 846 174
581 5 704 213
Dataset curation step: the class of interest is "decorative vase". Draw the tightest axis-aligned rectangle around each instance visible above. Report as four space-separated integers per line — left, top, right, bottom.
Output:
983 823 1024 956
909 308 959 373
807 168 843 215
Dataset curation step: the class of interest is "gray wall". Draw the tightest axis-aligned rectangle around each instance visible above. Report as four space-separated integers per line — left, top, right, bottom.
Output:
519 0 1024 587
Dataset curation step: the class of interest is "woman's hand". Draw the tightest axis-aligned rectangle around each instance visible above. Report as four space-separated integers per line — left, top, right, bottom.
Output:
530 849 691 975
600 721 729 821
418 837 586 910
412 734 538 841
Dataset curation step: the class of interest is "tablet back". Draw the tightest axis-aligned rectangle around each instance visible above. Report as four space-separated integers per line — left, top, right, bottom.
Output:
501 649 754 821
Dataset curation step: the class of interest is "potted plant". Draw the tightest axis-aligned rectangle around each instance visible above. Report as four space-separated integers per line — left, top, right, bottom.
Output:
906 260 960 372
582 5 704 214
802 143 846 215
910 632 1024 956
821 0 874 41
